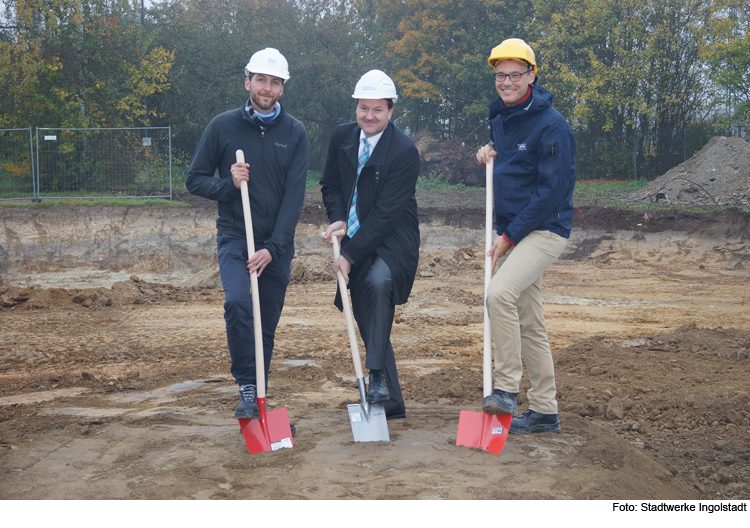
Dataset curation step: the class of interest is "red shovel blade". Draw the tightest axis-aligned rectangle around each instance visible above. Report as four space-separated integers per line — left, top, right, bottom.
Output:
456 411 512 455
239 398 294 455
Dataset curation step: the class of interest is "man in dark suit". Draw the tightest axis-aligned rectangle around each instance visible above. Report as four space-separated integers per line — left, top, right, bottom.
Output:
321 70 420 420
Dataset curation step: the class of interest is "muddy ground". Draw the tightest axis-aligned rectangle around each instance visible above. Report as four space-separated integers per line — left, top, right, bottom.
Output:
0 190 749 502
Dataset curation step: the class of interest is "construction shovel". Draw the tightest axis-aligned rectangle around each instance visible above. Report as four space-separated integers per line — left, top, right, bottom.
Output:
456 156 511 454
329 228 389 442
235 149 294 454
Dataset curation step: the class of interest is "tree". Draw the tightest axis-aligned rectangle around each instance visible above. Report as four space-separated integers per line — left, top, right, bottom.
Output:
532 0 717 180
0 0 173 129
368 0 532 144
150 0 376 170
283 0 374 170
706 0 750 124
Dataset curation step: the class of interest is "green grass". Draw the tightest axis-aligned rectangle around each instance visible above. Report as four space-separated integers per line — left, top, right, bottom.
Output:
573 178 650 202
4 175 746 213
306 170 322 190
416 172 469 190
571 179 750 212
0 197 189 208
306 170 470 191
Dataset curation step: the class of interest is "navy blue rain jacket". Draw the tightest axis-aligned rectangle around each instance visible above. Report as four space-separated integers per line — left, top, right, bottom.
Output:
488 84 576 245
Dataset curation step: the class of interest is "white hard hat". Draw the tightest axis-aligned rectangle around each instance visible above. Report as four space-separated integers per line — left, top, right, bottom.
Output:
352 70 398 102
245 48 290 81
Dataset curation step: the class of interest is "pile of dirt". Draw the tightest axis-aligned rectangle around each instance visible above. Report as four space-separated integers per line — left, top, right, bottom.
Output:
0 275 220 311
630 136 750 206
413 131 484 186
288 249 482 286
552 324 750 496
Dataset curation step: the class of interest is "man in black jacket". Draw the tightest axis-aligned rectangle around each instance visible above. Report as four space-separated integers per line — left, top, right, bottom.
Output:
186 48 308 420
321 70 420 420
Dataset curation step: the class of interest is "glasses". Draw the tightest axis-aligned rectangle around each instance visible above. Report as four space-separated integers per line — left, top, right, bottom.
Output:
494 69 532 82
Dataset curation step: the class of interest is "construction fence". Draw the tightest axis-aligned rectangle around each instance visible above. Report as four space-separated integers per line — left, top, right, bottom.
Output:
0 127 172 201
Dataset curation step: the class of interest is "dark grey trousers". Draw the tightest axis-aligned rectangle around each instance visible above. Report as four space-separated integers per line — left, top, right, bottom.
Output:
348 256 404 411
217 234 292 388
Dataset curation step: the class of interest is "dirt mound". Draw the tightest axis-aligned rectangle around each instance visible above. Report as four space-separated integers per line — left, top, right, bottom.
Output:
0 275 220 311
553 324 750 496
413 131 484 186
631 136 750 206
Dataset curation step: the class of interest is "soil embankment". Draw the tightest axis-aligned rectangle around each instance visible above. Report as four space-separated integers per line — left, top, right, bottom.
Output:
1 191 749 500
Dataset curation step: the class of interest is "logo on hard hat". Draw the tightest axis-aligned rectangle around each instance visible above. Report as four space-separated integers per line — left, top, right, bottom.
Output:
269 59 277 64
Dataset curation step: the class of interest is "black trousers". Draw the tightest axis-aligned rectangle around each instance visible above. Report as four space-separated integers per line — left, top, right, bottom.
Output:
348 256 404 411
217 234 292 387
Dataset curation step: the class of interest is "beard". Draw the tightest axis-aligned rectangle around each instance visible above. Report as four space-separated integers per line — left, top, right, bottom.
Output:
250 91 279 113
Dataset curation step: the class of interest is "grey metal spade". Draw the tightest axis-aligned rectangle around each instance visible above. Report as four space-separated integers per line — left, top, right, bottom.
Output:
330 229 389 442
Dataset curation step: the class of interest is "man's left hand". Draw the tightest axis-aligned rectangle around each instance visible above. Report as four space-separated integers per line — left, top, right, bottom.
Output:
247 248 272 276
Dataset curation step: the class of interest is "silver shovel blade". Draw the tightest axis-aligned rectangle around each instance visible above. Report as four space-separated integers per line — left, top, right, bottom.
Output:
347 402 390 442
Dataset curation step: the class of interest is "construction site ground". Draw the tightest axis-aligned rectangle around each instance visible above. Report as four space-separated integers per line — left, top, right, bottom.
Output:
1 187 749 508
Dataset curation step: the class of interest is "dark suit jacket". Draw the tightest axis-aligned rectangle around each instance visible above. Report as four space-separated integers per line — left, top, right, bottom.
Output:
321 121 420 307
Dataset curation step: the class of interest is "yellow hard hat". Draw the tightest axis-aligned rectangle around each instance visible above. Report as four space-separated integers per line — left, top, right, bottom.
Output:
487 38 537 73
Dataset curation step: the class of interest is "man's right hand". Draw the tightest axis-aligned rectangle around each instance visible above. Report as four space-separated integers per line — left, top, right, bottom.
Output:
323 221 347 245
230 161 250 189
323 221 349 283
476 143 497 165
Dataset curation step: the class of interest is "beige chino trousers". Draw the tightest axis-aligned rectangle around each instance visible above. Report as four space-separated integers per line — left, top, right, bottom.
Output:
486 229 568 414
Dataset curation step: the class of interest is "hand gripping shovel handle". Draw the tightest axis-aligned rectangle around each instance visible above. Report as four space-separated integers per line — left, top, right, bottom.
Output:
483 157 494 398
237 150 266 400
330 229 365 380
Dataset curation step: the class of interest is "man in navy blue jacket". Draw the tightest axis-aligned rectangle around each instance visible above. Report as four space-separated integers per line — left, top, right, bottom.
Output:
186 48 308 420
476 39 576 434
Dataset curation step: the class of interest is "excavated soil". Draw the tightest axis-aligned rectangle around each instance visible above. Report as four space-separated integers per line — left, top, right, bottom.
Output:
630 135 750 207
1 188 749 502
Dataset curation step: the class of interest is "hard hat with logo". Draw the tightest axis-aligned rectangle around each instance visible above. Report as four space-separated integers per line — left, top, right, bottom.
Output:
487 38 537 73
352 70 398 102
245 48 290 81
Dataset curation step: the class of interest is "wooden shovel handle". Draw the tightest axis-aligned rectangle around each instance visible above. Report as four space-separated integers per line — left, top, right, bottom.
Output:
237 150 267 399
329 229 365 379
483 157 494 397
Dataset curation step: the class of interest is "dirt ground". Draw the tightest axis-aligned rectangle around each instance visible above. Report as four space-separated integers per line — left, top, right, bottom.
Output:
1 189 749 502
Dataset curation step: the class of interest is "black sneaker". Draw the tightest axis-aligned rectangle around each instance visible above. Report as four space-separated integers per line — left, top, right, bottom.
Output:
234 384 260 419
482 389 518 416
510 409 561 434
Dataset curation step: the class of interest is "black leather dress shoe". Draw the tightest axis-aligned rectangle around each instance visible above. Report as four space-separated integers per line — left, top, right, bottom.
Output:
385 401 406 420
366 369 390 403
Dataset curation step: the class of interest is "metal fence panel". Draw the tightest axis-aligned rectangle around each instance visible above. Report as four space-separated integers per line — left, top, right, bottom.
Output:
713 124 748 139
0 128 35 201
36 127 172 200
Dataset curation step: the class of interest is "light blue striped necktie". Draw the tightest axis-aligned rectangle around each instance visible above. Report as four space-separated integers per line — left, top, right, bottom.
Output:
347 138 370 237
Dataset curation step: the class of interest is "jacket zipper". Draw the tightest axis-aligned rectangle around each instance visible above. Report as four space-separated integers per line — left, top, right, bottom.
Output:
548 143 556 175
259 129 267 244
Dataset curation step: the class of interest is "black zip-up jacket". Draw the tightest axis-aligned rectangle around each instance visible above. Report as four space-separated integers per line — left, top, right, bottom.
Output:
185 99 308 261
